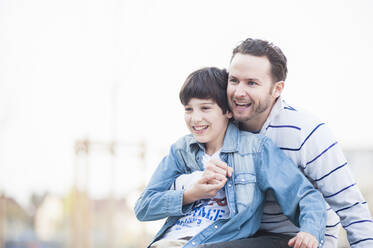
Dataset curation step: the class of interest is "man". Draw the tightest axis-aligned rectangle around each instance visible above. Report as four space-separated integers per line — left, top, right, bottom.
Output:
200 38 373 247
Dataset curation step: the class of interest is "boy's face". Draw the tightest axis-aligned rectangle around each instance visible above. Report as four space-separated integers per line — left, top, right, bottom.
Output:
184 98 232 153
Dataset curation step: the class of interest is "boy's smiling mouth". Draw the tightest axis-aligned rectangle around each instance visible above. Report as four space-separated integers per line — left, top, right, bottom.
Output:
192 125 209 134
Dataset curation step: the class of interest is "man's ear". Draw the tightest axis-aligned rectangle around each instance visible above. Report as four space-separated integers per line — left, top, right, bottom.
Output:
226 111 233 119
272 81 284 98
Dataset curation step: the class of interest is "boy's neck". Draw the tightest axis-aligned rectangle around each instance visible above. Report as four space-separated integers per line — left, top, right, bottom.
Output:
205 144 222 156
205 128 227 156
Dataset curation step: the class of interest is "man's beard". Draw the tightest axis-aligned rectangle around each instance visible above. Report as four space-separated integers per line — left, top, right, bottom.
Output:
234 95 272 122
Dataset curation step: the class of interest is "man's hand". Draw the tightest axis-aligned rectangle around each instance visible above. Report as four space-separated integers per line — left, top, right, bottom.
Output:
288 232 319 248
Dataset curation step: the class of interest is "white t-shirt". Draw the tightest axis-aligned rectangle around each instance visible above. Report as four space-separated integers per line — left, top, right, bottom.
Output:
162 149 230 240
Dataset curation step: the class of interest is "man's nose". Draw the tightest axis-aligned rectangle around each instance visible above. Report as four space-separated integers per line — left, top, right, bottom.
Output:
234 83 247 97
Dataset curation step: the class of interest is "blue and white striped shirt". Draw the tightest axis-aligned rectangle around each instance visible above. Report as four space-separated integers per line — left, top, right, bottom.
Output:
258 97 373 248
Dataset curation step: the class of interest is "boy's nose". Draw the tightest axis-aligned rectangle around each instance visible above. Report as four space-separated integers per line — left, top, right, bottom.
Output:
191 112 203 122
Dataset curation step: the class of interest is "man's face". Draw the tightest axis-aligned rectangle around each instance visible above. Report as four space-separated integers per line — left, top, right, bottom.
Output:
227 53 280 131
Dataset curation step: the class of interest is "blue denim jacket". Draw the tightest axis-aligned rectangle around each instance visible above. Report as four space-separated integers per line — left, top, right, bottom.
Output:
135 122 326 247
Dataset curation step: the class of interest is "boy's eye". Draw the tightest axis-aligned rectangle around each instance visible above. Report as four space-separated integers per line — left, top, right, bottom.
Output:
248 81 257 86
184 107 192 112
201 106 211 110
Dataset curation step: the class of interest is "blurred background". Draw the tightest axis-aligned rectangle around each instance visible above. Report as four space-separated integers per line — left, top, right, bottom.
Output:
1 0 373 247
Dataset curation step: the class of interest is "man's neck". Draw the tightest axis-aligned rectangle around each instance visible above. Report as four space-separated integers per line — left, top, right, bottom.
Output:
239 117 266 133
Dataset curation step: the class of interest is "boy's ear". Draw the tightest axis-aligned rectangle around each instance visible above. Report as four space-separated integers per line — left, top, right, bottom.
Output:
227 111 233 119
272 81 284 98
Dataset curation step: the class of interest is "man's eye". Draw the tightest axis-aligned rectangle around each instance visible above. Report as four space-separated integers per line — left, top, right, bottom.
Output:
229 77 238 84
248 81 256 86
184 108 192 112
201 106 211 110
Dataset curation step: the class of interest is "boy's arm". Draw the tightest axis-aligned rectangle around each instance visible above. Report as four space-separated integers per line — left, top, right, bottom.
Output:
300 123 373 247
182 173 228 205
255 137 327 246
134 144 228 221
134 144 194 221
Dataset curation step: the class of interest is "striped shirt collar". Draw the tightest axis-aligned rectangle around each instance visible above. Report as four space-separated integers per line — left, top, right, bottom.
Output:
260 96 286 135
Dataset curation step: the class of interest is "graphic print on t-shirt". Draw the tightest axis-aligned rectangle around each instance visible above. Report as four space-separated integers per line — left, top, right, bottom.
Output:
162 149 230 240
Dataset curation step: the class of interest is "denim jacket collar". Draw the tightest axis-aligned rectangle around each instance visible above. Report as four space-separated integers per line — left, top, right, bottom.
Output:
187 122 240 154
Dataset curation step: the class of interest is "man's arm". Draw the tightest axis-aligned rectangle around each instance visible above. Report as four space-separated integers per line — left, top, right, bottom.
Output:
300 123 373 247
256 136 327 248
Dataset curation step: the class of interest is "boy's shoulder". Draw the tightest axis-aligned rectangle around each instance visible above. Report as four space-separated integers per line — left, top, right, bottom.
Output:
172 133 196 152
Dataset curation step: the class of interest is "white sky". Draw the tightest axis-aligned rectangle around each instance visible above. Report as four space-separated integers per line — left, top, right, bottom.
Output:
1 0 373 204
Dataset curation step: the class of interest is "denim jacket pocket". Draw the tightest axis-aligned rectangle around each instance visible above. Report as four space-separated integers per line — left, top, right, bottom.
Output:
234 172 256 213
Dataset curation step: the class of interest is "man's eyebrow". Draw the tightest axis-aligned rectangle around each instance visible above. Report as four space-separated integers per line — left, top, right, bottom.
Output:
229 74 260 82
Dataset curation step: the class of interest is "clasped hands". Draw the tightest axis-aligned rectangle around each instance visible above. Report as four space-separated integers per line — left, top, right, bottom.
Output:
182 158 232 205
181 158 319 248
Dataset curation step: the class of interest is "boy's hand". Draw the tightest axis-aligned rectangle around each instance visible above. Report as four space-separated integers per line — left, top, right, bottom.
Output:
183 173 226 205
288 232 319 248
204 158 233 184
182 158 233 205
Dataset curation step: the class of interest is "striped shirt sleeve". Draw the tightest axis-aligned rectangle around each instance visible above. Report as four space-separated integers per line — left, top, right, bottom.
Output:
300 122 373 247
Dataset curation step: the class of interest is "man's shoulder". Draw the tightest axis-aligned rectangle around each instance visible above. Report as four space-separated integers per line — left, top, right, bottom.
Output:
273 104 325 134
269 102 336 152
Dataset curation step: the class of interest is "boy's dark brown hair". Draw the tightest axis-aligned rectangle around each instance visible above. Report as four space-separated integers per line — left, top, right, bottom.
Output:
179 67 229 114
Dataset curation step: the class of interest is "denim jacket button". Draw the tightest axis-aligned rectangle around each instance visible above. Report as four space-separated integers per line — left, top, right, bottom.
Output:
192 241 196 245
228 184 232 187
214 225 218 229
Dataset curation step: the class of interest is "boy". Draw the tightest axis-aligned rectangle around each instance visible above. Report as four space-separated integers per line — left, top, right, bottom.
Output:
134 67 326 248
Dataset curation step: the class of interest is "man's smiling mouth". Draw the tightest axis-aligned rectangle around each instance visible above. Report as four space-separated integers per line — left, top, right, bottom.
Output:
233 100 252 109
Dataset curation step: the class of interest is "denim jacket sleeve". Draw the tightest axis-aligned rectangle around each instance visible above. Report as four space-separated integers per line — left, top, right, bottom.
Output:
134 143 194 221
255 136 327 243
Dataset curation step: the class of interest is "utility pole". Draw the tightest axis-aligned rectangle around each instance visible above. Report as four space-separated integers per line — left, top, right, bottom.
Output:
72 138 147 248
108 83 118 248
0 193 5 248
72 139 91 248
